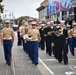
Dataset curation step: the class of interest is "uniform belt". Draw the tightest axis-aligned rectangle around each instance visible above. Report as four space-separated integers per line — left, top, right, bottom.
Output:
28 39 38 41
3 38 12 40
68 36 72 38
72 36 76 38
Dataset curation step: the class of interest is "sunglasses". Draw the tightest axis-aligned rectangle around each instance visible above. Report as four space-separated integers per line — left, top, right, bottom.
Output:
6 23 9 24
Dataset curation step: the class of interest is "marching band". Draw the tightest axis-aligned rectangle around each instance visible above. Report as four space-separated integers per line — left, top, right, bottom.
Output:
17 19 76 65
1 19 76 66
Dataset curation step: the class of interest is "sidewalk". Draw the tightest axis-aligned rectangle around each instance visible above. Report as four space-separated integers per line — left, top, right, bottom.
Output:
0 32 51 75
0 41 11 75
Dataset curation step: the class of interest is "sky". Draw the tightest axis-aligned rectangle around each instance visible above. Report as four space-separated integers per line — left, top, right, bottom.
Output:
2 0 44 19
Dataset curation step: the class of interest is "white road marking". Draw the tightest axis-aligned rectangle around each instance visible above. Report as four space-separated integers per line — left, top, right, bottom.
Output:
42 59 56 61
65 71 75 75
41 59 76 61
73 66 76 69
69 66 75 71
39 58 55 75
69 59 76 61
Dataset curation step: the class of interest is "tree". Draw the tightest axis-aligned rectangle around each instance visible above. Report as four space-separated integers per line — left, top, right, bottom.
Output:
0 17 2 23
0 5 3 13
0 0 3 23
0 0 3 13
0 0 2 2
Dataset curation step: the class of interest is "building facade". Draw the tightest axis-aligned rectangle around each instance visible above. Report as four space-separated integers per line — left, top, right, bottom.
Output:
36 0 48 21
37 0 76 25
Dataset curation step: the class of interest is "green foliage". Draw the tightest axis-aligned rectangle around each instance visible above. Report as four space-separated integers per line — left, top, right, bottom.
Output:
0 0 3 13
15 16 25 25
0 5 3 13
15 16 37 25
0 17 2 23
0 0 2 2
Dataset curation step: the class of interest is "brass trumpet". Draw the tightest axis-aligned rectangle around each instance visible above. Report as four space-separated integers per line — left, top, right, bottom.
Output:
28 34 33 40
58 29 63 35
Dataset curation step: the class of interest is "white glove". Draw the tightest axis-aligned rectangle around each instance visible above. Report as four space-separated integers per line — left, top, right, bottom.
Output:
51 43 55 46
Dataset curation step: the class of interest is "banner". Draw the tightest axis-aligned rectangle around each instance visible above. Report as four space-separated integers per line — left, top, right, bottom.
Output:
70 0 76 7
46 0 72 15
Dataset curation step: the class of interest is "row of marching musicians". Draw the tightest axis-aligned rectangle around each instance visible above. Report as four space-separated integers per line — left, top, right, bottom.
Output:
39 20 68 65
39 20 76 65
18 20 41 65
18 19 76 65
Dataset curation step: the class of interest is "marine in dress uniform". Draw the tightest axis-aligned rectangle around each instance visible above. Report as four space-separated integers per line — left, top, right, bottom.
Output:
66 25 72 54
26 20 32 55
19 21 27 51
22 22 28 53
27 21 41 65
68 23 76 56
1 20 14 65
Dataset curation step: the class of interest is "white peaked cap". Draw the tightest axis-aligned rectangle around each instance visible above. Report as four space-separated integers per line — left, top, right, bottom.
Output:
5 20 10 23
24 22 28 25
31 21 36 25
22 20 25 23
50 21 54 22
72 23 76 26
66 24 70 27
47 22 50 24
41 24 46 26
60 20 65 23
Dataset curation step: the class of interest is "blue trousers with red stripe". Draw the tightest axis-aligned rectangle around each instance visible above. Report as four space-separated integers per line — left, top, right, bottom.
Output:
29 41 39 63
3 40 12 64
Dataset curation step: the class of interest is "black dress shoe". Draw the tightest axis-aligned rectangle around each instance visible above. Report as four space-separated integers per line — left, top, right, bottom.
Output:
58 60 62 63
7 63 11 66
35 62 39 65
72 53 75 56
64 62 68 65
49 54 51 56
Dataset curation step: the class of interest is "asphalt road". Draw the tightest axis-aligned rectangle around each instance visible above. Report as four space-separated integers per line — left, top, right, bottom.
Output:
39 49 76 75
14 32 76 75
